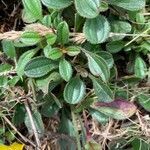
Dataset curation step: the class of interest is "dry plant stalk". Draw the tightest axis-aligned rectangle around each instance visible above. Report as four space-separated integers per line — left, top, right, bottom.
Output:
1 23 150 43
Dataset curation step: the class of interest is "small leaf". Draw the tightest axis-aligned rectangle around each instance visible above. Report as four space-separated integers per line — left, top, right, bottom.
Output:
98 51 114 69
106 41 125 53
58 111 76 149
41 94 60 117
59 58 73 81
83 15 110 44
36 72 62 93
122 76 142 85
95 99 137 120
75 13 85 32
16 49 37 77
75 0 101 18
22 9 37 23
20 32 41 46
0 142 24 150
8 76 20 86
132 138 150 150
66 46 81 56
100 1 109 12
134 56 147 79
89 108 109 123
90 76 113 102
108 0 145 11
13 104 26 126
0 76 8 88
0 64 12 73
42 15 52 27
64 77 86 104
74 98 94 113
24 56 58 78
47 48 63 60
25 111 44 137
41 0 72 9
2 40 16 58
85 140 102 150
138 94 150 112
46 34 57 45
5 130 16 142
85 51 110 82
110 21 132 41
22 0 42 21
57 21 69 45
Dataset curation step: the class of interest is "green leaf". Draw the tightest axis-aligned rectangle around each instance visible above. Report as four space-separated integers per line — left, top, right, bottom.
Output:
52 13 63 28
75 13 85 32
59 111 76 150
57 21 69 45
20 32 41 46
134 56 147 79
122 76 142 85
110 21 132 41
83 15 110 44
5 131 16 142
59 58 73 81
46 34 57 45
44 45 52 58
24 56 58 78
89 108 109 123
108 0 145 11
0 126 5 135
41 94 60 117
132 138 150 150
25 110 44 137
16 49 37 77
2 40 16 58
85 51 110 82
47 48 63 60
22 9 37 23
98 51 114 69
41 0 72 9
0 64 12 73
66 46 81 56
106 41 125 53
36 72 62 93
8 76 20 86
74 98 94 113
0 76 8 88
22 0 42 21
95 99 137 120
90 76 113 102
41 15 52 27
100 1 109 12
138 94 150 112
64 77 86 104
85 141 102 150
75 0 101 18
13 104 26 126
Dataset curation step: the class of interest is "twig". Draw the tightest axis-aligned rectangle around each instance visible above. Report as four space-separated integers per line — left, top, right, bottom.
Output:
24 101 41 150
109 32 150 37
102 119 114 150
1 23 150 45
143 13 150 16
125 28 150 46
2 116 36 147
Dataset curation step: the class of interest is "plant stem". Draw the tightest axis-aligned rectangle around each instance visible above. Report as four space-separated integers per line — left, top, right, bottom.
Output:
71 109 81 150
24 101 41 150
3 116 36 147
